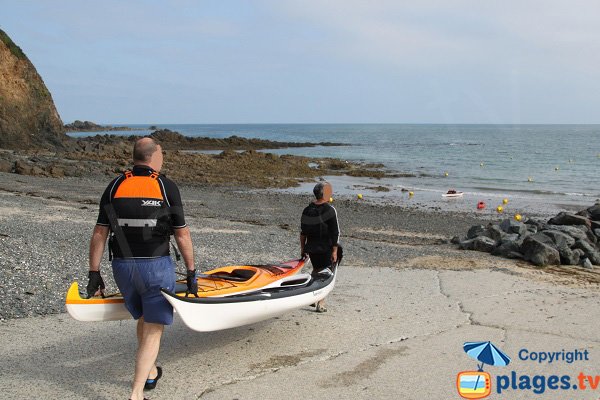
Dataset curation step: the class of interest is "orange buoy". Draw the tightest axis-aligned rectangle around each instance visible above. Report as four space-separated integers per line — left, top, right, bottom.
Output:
477 201 486 210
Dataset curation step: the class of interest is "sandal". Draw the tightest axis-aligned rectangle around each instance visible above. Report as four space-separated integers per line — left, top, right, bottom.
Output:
144 366 162 390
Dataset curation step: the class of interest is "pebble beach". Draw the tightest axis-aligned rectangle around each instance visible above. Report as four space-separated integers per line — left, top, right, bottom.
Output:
1 171 599 399
1 169 599 320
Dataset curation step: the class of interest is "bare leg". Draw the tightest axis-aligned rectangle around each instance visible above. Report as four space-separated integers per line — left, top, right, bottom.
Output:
136 317 143 343
129 321 164 400
136 317 158 379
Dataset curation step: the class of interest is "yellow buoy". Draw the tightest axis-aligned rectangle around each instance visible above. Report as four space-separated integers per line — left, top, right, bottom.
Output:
444 172 449 177
514 214 522 222
329 197 334 203
555 166 560 171
357 193 363 200
496 206 504 213
502 198 509 205
480 162 484 167
408 191 414 197
527 177 533 182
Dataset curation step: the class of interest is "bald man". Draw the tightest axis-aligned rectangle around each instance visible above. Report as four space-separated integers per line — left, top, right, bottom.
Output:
300 182 341 312
87 137 196 400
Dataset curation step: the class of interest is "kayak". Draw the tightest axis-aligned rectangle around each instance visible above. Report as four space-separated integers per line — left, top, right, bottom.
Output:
66 258 307 324
162 267 336 332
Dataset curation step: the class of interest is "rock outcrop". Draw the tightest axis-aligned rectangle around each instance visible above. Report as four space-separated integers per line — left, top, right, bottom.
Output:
64 120 141 132
0 29 66 149
455 205 600 268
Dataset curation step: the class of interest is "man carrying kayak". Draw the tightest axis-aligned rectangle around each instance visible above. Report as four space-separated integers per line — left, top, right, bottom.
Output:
86 137 197 400
300 182 341 313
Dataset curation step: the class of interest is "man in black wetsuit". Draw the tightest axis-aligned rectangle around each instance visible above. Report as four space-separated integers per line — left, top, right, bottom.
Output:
300 182 340 313
86 137 197 400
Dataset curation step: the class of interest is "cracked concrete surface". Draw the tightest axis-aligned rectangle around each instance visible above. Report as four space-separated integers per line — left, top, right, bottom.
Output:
0 264 598 399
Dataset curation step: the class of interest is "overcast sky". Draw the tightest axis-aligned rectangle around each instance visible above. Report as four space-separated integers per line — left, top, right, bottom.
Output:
3 0 600 124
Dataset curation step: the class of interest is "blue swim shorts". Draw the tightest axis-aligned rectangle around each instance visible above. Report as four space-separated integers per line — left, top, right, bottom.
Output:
112 256 176 325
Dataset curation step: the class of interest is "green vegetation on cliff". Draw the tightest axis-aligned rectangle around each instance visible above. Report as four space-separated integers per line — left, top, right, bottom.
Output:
0 28 26 60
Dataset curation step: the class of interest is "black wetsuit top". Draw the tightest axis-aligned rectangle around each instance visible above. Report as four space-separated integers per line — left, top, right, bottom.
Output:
96 165 187 258
300 202 340 254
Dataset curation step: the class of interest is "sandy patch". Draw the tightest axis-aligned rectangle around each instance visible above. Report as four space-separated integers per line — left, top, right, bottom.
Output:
401 253 600 288
359 228 446 240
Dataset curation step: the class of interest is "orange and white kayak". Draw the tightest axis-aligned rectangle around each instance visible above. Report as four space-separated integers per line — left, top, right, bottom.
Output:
66 259 335 331
162 266 336 332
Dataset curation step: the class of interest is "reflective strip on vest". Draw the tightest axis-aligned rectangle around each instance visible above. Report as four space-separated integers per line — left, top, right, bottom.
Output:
117 218 158 227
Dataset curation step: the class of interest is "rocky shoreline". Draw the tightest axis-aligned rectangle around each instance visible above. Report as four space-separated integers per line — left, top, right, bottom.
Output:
455 204 600 268
63 120 145 132
0 129 389 188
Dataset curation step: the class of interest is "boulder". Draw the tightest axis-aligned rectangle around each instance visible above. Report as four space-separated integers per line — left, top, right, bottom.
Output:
525 225 538 234
548 212 590 227
525 219 546 232
14 158 48 176
0 159 13 172
581 258 594 269
558 246 581 266
459 236 496 253
572 240 600 265
515 231 532 248
491 240 523 259
521 236 560 266
587 205 600 221
573 248 585 261
503 233 520 243
486 224 505 243
542 229 576 248
467 225 486 239
586 227 598 244
528 232 555 247
499 219 527 235
545 225 589 242
577 209 591 218
46 165 64 177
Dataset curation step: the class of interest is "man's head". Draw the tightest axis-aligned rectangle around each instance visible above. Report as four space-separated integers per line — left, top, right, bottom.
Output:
133 137 163 172
313 182 332 201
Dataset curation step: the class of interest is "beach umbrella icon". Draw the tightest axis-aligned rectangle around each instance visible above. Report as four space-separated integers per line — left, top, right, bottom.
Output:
463 341 511 370
463 341 511 396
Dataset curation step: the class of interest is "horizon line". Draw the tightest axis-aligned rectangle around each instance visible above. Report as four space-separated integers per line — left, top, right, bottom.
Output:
76 122 600 126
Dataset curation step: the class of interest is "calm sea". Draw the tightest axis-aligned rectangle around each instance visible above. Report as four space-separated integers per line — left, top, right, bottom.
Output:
71 124 600 211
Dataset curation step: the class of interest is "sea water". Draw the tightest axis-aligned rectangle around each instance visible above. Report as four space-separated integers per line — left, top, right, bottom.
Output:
71 124 600 214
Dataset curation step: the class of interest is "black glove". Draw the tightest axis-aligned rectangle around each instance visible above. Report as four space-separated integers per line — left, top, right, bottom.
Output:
86 271 105 299
186 269 198 297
